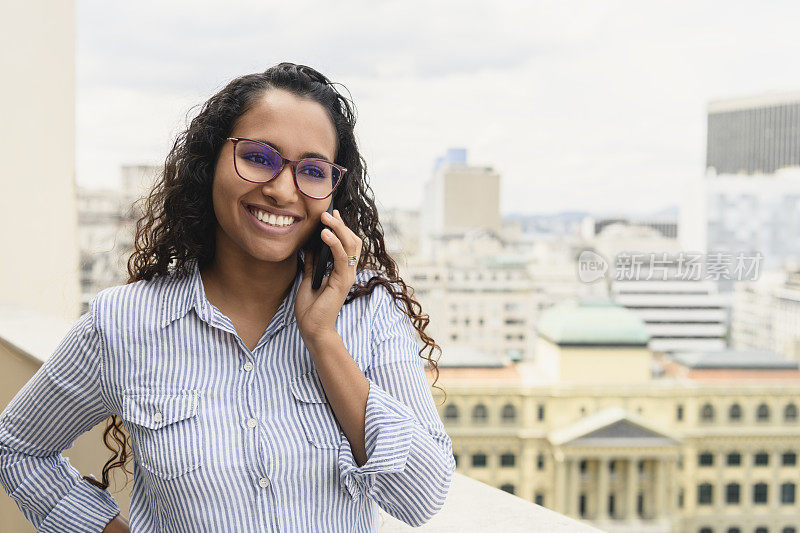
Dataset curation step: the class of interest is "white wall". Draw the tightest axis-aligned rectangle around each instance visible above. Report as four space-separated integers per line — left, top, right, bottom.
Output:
0 0 79 320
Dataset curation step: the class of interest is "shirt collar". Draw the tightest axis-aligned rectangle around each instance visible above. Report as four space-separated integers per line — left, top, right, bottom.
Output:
160 249 306 329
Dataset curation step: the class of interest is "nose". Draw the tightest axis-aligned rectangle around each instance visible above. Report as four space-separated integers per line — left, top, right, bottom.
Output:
262 163 299 202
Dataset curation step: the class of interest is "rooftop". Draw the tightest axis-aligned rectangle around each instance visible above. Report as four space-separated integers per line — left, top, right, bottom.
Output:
537 298 650 346
670 350 798 370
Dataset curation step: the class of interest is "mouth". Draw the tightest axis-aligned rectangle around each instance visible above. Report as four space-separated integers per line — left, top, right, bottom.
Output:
243 203 301 235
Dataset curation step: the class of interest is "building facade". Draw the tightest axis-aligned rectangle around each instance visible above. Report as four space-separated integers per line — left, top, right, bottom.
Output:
706 91 800 175
429 299 800 532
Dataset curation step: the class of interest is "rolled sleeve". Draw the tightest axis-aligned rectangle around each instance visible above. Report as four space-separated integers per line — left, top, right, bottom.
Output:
337 278 456 526
0 301 121 532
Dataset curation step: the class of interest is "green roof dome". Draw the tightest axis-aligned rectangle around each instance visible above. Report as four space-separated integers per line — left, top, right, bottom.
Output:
537 298 650 346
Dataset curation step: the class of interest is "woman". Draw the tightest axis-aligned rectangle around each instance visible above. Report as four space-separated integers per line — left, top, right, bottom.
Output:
0 62 455 532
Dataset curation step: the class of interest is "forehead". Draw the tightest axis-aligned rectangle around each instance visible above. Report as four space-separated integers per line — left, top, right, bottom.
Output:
233 88 338 161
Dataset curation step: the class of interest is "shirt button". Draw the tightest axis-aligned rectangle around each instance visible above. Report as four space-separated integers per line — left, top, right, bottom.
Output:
243 361 254 372
153 411 163 423
247 418 257 428
259 477 270 488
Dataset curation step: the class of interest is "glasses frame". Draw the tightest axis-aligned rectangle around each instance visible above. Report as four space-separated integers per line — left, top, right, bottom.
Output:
227 137 347 200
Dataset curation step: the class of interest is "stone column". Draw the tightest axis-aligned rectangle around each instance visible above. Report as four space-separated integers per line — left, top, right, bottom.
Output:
596 457 609 520
655 458 666 519
554 453 566 513
567 457 580 517
626 456 638 521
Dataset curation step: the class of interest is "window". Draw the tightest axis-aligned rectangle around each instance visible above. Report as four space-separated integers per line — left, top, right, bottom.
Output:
698 452 714 466
754 452 770 466
500 483 515 495
501 404 516 423
472 453 487 467
727 452 741 466
537 404 545 421
756 403 770 422
753 482 768 504
500 453 516 467
785 403 798 422
444 404 459 422
534 493 544 506
782 452 797 466
781 482 796 504
754 528 767 533
537 453 545 470
697 483 713 505
729 403 742 421
579 460 587 473
783 527 797 533
579 493 587 517
676 404 684 421
453 453 459 467
609 460 616 473
700 403 715 423
678 489 684 508
699 528 712 533
472 404 488 423
726 482 740 504
727 528 741 533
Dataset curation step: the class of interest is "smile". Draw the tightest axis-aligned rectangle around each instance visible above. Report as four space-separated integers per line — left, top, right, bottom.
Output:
244 204 300 235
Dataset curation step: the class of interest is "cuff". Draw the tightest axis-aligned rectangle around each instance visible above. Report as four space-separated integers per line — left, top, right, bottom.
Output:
337 376 416 502
37 477 121 533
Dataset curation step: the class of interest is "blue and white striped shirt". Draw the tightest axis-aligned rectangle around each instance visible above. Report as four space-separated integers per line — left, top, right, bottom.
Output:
0 252 455 532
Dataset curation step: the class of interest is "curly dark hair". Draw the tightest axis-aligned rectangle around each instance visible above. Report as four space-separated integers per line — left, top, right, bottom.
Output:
82 62 445 493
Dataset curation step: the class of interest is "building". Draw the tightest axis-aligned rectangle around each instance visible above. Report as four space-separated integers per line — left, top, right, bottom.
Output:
420 148 501 257
430 298 800 532
706 91 800 176
77 165 159 313
680 167 800 274
732 268 800 362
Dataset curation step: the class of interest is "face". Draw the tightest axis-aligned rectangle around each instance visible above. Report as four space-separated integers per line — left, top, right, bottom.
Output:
211 88 339 266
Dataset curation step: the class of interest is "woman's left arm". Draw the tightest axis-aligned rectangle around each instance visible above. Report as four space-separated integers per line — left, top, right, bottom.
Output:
305 294 456 527
296 208 455 527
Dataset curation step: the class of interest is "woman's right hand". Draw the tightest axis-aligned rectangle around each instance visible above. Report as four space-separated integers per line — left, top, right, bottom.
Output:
102 513 131 533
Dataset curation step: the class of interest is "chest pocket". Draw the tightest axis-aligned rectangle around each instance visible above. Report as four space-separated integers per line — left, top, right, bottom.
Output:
122 389 203 480
290 371 343 450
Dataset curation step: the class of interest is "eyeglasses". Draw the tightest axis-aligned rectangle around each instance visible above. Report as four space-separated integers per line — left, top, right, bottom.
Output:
227 137 347 200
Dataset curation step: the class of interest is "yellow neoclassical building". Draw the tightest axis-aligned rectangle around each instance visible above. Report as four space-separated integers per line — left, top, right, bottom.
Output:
428 298 800 533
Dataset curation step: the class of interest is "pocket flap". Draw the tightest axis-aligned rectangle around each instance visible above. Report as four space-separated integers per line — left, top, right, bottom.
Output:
123 390 199 430
289 371 328 404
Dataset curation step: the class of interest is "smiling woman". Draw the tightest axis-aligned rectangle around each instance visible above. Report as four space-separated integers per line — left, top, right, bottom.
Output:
0 62 455 533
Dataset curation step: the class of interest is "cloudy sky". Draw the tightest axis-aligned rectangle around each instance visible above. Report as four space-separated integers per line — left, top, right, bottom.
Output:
76 0 800 216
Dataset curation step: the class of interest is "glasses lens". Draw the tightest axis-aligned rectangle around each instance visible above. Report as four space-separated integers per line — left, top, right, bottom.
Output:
234 140 283 182
296 160 341 198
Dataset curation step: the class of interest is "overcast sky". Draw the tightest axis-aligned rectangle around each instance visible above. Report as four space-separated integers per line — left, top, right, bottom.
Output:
76 0 800 216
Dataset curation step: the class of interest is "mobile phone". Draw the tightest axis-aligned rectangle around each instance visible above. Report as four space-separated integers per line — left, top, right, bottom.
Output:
311 200 335 290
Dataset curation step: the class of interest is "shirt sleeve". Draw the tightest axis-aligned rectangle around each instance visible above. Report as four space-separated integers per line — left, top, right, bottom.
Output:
337 279 456 527
0 301 121 532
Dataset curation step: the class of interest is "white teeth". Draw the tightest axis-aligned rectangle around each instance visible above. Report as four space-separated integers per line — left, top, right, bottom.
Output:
248 206 295 227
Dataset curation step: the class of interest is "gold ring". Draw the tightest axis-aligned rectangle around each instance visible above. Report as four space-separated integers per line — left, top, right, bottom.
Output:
347 255 357 266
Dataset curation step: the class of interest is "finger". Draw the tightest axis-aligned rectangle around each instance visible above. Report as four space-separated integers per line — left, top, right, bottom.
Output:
323 209 358 253
321 227 349 269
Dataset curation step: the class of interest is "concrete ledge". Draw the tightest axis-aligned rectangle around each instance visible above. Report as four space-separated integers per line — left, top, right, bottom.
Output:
378 473 604 532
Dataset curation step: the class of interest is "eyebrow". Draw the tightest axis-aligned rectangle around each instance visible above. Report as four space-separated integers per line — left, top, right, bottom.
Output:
251 138 333 162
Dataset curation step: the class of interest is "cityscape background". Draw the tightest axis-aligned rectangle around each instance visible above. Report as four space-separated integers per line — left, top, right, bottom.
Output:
3 1 800 532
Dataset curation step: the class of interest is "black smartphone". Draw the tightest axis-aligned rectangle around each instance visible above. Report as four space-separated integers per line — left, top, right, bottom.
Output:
310 200 335 290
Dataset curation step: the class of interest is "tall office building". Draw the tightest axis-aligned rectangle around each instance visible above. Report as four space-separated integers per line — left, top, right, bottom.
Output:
420 148 501 257
706 91 800 175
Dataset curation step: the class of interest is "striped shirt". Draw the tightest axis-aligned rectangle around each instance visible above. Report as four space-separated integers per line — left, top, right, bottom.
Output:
0 250 456 532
